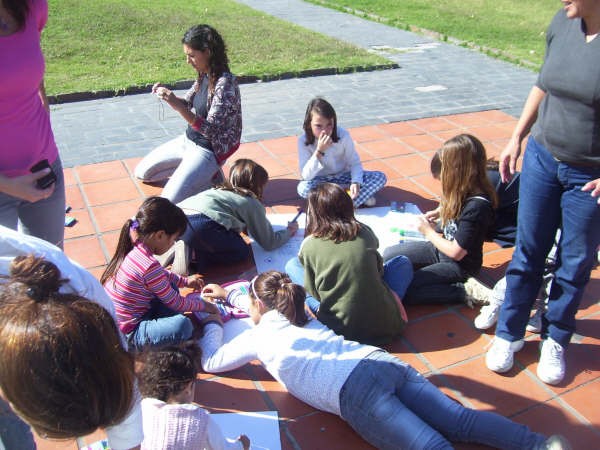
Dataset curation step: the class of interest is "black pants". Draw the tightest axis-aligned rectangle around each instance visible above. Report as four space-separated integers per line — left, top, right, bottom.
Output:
383 241 468 304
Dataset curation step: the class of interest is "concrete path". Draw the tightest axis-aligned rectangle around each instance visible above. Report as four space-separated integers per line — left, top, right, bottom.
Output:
51 0 536 167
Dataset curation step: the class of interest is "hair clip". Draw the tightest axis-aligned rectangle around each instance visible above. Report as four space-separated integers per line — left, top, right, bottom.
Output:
130 218 140 230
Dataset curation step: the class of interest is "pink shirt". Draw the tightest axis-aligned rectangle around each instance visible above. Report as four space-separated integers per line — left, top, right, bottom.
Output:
0 0 58 177
104 241 207 334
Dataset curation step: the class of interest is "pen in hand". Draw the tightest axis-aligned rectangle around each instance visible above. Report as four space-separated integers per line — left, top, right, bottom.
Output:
290 208 303 223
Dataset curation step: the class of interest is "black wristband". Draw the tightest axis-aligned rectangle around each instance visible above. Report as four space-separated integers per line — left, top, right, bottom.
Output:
318 151 325 157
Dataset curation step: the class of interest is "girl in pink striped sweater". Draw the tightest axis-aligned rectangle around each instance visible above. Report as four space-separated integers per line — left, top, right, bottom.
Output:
101 197 212 349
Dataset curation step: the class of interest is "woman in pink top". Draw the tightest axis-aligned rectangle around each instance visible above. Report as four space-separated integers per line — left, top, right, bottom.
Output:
0 0 65 248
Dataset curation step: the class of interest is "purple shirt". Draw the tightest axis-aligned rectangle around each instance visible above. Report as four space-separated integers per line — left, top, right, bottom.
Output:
0 0 58 177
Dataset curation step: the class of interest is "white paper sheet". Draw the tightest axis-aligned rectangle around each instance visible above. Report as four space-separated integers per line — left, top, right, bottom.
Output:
251 205 424 274
212 411 281 450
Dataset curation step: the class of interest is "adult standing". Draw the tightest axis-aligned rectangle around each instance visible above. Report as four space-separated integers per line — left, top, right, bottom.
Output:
0 0 66 248
135 24 242 204
486 0 600 385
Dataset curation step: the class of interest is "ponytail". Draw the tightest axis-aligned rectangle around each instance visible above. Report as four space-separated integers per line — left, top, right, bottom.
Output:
252 271 308 326
101 219 135 285
101 197 188 284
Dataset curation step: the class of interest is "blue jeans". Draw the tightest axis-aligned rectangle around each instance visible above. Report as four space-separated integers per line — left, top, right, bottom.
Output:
284 255 413 314
496 137 600 348
134 134 219 204
285 257 321 313
0 398 36 450
182 213 250 272
0 157 66 248
340 351 546 450
127 298 193 349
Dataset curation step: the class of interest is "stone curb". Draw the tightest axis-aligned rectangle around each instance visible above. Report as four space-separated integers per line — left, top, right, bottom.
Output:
47 62 399 105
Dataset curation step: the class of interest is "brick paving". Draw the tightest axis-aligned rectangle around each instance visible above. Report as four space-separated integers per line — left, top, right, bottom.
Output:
37 111 600 450
36 1 598 448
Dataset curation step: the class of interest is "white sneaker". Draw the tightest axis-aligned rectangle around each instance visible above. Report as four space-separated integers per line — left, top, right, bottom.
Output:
363 196 377 207
485 336 524 373
155 240 189 275
526 299 544 333
170 240 190 276
464 277 492 307
474 302 501 330
537 337 565 385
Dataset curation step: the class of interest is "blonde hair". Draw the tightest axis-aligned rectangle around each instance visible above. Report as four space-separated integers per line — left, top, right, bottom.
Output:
438 134 497 225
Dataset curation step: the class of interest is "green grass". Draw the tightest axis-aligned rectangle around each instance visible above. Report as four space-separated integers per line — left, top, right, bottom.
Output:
307 0 560 68
43 0 388 96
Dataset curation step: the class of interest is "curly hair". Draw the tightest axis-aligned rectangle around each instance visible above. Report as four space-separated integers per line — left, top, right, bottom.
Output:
137 342 201 402
182 24 230 95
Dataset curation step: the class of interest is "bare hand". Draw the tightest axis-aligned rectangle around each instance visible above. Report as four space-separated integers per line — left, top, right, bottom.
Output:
238 435 250 450
424 207 440 223
153 83 174 102
287 220 299 236
499 137 522 183
187 274 205 291
316 130 333 153
416 215 434 236
201 283 228 300
349 182 360 199
582 178 600 204
0 171 55 203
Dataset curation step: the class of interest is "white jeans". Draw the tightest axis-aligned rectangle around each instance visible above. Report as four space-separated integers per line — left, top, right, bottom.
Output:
135 134 219 204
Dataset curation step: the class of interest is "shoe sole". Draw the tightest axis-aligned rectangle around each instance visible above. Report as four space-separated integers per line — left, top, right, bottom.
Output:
537 370 564 385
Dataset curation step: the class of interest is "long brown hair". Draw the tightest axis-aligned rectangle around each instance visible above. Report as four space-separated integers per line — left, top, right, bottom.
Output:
302 97 339 145
3 0 29 30
182 24 230 95
438 134 497 225
251 271 307 326
0 255 135 439
101 197 188 284
305 183 361 243
217 158 269 200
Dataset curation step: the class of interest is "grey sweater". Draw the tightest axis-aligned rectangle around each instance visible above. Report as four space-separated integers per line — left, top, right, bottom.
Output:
532 10 600 166
177 189 291 251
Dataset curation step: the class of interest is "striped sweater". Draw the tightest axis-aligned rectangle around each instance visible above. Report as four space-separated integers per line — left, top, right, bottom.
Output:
104 242 206 334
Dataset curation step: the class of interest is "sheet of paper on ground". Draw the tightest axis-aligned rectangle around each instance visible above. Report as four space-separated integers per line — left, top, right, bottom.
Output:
212 411 281 450
251 205 424 274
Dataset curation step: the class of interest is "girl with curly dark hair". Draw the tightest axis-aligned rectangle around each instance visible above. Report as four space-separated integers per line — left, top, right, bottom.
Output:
135 24 243 203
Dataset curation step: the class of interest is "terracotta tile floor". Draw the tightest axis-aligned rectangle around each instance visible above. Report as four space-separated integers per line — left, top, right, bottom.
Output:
37 111 600 449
